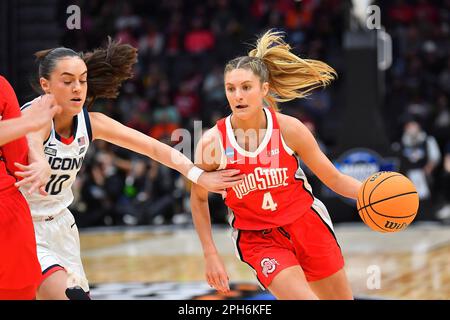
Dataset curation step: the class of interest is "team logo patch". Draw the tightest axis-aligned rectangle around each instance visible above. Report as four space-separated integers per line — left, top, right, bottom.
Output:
44 147 57 156
260 258 279 277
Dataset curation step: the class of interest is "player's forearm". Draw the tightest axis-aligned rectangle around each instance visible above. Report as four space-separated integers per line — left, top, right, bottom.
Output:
190 194 219 256
328 173 361 200
26 132 47 164
0 117 35 146
98 123 195 178
150 139 194 177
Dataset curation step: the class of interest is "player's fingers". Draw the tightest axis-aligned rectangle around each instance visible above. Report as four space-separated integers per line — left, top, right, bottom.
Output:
210 273 222 291
38 186 48 196
218 274 229 292
220 169 241 177
220 179 243 187
14 175 35 187
14 162 30 171
207 277 217 290
206 275 214 288
27 180 42 195
222 174 245 182
14 171 30 178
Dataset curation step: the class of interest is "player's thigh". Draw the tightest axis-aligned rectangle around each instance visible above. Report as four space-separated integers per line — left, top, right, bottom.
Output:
268 265 318 300
308 268 353 300
37 270 69 300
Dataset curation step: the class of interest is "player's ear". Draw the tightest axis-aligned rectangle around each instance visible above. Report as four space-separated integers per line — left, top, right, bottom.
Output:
261 81 269 96
40 77 51 94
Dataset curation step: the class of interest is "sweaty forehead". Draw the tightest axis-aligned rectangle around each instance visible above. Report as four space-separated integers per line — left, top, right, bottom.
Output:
225 68 259 85
53 57 87 76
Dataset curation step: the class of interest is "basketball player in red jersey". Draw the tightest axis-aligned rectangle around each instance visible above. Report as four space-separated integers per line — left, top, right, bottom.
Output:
191 30 362 299
0 75 60 299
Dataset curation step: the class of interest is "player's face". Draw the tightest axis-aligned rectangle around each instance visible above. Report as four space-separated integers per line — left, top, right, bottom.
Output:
224 68 269 120
40 57 88 116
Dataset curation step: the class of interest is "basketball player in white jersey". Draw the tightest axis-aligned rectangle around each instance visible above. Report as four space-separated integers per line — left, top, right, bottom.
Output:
16 39 243 300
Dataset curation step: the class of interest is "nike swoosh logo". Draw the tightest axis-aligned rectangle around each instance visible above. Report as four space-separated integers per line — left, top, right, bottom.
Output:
48 142 56 147
229 159 243 164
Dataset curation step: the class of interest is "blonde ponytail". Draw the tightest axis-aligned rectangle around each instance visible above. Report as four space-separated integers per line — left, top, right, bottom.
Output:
225 29 336 111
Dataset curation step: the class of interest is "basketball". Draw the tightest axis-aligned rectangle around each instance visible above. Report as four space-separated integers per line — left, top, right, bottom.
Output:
357 172 419 233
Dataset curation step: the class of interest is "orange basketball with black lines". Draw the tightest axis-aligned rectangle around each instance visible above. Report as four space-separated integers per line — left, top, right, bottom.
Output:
356 171 419 233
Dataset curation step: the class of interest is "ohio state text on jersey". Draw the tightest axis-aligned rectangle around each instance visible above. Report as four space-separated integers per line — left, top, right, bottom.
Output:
216 107 315 230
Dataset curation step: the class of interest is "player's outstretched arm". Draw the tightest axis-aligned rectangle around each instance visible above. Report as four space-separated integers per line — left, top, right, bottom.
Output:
89 112 243 194
278 113 361 199
0 117 35 146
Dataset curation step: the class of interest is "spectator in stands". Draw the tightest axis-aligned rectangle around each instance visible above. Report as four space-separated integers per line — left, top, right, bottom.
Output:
397 117 441 221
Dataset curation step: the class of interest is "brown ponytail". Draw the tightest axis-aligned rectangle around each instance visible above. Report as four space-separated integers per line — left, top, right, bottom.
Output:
32 38 138 108
82 37 138 108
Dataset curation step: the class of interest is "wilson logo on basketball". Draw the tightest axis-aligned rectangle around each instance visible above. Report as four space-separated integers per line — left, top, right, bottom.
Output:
260 258 279 277
384 221 408 230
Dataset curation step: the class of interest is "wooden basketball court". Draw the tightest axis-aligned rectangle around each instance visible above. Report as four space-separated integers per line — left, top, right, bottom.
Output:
79 221 450 300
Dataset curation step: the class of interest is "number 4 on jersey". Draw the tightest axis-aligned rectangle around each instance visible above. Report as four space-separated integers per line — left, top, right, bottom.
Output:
262 192 278 211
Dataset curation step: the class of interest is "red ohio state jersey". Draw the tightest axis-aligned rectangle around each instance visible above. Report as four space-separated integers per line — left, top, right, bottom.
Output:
216 107 315 230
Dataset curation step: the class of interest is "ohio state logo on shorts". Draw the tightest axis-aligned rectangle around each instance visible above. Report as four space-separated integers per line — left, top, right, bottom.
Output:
260 258 279 277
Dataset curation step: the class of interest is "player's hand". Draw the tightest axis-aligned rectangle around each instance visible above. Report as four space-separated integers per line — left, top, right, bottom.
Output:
197 169 244 197
14 160 51 195
23 94 61 131
204 252 230 293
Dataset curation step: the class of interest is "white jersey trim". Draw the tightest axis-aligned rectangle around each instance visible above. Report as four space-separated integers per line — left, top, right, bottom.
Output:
225 107 273 158
311 198 334 232
280 131 294 155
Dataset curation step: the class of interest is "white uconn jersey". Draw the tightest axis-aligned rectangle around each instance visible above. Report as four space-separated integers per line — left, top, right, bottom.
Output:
20 102 92 217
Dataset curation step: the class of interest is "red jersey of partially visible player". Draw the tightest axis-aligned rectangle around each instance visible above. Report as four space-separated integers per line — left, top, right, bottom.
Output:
0 76 28 192
216 107 315 230
0 75 40 299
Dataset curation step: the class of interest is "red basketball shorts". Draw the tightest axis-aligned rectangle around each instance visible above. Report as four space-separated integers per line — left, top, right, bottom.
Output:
233 206 345 288
0 186 41 299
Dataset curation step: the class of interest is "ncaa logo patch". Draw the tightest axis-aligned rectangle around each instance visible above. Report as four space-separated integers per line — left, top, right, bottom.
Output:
260 258 279 277
225 147 234 158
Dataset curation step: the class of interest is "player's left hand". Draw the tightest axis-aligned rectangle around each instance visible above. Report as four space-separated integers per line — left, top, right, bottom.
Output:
197 169 244 197
14 160 51 195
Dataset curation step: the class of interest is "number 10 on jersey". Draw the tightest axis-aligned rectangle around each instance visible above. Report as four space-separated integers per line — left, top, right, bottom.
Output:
45 174 70 195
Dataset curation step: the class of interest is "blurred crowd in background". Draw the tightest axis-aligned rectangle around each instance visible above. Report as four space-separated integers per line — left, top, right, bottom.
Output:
53 0 450 227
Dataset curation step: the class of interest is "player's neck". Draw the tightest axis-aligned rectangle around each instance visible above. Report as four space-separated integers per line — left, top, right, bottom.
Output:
54 113 75 138
231 108 267 132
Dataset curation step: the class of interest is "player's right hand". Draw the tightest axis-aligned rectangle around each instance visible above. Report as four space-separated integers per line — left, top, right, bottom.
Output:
204 252 230 293
24 94 61 131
